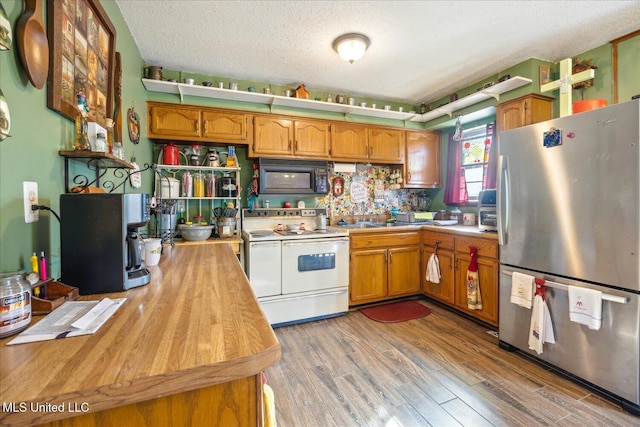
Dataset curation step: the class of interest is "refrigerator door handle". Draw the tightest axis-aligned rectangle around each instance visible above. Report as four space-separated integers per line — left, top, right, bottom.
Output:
497 155 509 245
501 269 630 304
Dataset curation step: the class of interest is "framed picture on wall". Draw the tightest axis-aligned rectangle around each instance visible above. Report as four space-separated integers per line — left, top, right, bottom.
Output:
539 65 551 86
47 0 116 127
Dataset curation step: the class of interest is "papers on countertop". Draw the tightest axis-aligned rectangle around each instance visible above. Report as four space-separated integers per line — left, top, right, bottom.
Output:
430 220 459 226
7 298 126 345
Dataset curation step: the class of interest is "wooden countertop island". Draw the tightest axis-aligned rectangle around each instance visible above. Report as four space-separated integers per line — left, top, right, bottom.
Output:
0 245 280 427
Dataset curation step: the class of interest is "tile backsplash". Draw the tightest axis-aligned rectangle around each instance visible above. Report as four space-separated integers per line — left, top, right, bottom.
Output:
315 164 436 220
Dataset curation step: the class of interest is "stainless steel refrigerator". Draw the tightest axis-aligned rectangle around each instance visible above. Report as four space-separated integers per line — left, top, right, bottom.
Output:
497 99 640 415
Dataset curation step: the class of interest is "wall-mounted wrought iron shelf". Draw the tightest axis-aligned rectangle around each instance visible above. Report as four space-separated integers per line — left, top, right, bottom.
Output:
59 150 149 193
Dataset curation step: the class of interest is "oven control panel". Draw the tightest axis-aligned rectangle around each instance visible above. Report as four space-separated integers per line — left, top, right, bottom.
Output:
243 208 326 218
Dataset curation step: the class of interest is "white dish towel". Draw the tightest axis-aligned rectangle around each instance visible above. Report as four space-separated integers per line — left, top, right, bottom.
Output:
528 294 555 354
511 271 534 308
568 286 603 330
426 253 441 284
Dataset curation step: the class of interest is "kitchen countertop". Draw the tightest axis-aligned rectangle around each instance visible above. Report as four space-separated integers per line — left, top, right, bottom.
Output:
340 223 499 239
0 244 280 426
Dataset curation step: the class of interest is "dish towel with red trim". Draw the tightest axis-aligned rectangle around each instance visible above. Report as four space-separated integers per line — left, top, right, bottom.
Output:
510 271 534 308
528 294 555 354
568 286 602 330
466 246 482 310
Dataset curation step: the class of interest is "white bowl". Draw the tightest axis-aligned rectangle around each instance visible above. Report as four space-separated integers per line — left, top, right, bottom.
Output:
286 224 301 232
178 224 214 241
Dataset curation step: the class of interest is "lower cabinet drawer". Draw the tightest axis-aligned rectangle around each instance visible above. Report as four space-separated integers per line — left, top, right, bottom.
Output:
455 236 498 258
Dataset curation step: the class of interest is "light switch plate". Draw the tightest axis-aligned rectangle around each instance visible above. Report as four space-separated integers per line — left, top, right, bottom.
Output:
23 181 38 223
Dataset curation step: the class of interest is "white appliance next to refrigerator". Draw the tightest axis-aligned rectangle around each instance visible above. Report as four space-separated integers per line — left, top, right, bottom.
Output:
242 208 349 327
497 99 640 415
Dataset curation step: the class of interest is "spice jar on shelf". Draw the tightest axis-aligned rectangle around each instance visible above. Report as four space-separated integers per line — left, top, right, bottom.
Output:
112 142 125 160
193 172 205 197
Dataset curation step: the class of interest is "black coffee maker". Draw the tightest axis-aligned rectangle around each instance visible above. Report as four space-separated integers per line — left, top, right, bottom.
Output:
60 193 151 294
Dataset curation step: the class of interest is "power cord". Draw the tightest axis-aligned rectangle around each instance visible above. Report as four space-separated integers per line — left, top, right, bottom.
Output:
31 204 61 223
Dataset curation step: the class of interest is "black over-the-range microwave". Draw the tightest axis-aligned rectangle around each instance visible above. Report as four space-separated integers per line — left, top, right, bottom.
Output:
258 158 330 195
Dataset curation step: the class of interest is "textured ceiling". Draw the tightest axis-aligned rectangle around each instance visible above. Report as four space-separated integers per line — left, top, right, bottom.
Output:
116 1 640 104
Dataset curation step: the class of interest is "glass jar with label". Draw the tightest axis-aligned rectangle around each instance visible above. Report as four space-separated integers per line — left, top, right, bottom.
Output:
0 272 32 338
450 207 462 223
193 173 205 197
112 142 125 160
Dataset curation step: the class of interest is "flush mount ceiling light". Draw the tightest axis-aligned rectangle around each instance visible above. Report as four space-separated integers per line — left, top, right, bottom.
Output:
333 33 370 64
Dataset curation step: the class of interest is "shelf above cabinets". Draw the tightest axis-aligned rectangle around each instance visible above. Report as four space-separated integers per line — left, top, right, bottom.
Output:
142 76 532 124
416 76 533 122
143 79 415 121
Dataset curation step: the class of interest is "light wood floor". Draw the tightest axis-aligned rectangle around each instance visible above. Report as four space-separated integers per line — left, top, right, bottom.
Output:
264 298 638 427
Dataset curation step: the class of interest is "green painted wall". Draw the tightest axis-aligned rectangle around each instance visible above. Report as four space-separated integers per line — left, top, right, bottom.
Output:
617 35 640 102
0 0 151 276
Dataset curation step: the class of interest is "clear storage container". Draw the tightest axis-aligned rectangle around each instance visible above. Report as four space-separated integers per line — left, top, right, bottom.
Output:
0 272 32 338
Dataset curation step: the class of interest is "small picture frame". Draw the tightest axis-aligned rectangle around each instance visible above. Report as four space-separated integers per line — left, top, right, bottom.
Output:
539 65 551 85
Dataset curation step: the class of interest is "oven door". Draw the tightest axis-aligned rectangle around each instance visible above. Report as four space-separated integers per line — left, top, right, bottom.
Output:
246 240 282 297
281 237 349 294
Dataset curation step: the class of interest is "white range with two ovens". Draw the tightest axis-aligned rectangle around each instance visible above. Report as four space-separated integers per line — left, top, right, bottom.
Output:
242 208 349 326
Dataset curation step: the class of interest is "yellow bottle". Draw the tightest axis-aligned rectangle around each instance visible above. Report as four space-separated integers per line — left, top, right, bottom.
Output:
193 173 204 197
30 252 39 274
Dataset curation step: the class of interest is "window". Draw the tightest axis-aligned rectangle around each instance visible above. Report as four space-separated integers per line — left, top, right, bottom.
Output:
460 123 494 203
443 120 495 207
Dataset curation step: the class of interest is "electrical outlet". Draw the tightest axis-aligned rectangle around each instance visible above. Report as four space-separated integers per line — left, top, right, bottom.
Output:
23 181 39 223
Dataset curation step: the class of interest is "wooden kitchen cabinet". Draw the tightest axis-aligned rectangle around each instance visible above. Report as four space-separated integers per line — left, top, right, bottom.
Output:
251 116 330 159
350 249 388 303
368 128 404 163
350 231 421 305
330 123 404 164
453 235 499 326
422 231 499 326
330 122 369 161
496 94 554 133
201 110 249 142
454 252 499 326
147 102 249 144
148 103 200 139
294 119 330 158
422 231 455 304
387 246 421 297
404 130 441 188
251 116 293 156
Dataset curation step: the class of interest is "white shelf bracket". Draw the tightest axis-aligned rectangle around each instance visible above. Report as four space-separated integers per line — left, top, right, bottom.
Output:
177 85 185 103
482 91 501 101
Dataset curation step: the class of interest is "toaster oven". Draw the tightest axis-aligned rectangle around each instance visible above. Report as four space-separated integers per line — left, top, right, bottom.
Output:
478 207 497 231
478 189 497 231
